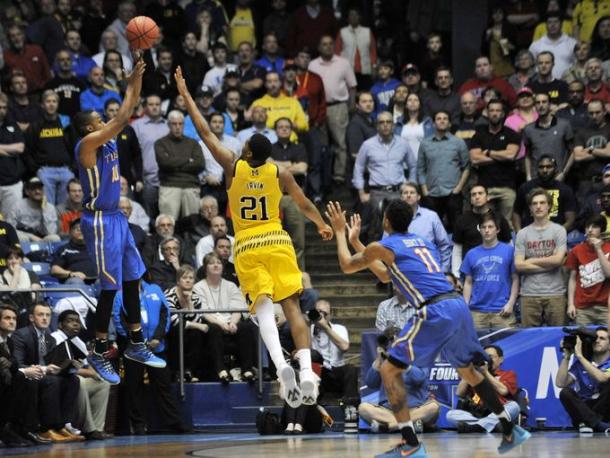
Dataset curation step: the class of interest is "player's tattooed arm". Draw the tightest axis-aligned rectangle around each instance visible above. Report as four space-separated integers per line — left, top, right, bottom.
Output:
174 66 235 179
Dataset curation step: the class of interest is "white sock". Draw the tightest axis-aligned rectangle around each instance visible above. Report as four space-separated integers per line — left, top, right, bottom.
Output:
255 296 288 372
397 420 414 431
295 348 313 377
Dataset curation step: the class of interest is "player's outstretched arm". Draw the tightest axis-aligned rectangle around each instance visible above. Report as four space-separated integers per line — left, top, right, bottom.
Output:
79 58 145 168
174 66 235 177
345 212 391 281
280 168 332 240
325 201 391 281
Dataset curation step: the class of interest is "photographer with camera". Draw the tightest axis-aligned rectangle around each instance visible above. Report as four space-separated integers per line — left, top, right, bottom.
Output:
310 299 360 424
446 345 520 433
359 327 440 433
556 327 610 434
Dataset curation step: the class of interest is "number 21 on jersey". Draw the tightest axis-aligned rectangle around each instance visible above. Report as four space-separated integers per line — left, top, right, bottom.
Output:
414 247 441 273
240 195 268 220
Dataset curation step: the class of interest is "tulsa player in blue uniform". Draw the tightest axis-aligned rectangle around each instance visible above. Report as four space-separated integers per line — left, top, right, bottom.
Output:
72 57 165 384
326 200 530 457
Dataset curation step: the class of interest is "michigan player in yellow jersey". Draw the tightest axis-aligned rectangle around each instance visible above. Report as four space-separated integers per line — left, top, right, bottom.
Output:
175 67 333 407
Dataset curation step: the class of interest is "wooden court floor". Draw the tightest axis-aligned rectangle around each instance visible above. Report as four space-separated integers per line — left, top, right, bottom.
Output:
0 431 609 457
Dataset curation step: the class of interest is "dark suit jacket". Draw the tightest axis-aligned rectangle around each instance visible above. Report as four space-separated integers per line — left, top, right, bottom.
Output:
9 325 56 368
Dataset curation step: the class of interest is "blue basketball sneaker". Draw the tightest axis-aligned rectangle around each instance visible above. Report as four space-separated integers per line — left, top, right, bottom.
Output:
124 342 167 368
375 441 428 458
88 352 120 385
498 425 531 454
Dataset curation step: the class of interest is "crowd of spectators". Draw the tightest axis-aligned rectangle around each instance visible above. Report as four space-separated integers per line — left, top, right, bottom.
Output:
1 0 610 444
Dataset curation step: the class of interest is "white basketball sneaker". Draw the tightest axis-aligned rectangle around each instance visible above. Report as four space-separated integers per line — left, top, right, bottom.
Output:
278 365 301 408
300 370 320 405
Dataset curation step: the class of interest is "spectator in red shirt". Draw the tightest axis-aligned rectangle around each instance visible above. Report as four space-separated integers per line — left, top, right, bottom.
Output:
583 57 610 112
3 23 51 93
566 215 610 326
285 0 338 58
458 56 517 109
446 345 520 433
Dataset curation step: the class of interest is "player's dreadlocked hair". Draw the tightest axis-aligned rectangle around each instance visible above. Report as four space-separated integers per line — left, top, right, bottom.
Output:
384 199 413 233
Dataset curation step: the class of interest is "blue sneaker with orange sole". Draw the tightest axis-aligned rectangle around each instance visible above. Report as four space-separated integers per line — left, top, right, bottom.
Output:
498 425 531 454
375 441 429 458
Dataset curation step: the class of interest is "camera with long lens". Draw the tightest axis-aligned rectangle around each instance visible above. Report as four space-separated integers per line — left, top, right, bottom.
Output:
561 326 598 361
377 326 400 353
307 309 322 322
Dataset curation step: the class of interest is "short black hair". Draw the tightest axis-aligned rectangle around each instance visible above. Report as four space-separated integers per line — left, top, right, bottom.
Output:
585 214 607 233
58 309 80 325
383 199 413 233
479 211 500 229
433 110 451 121
104 97 121 111
73 110 96 137
486 98 504 111
249 133 272 162
537 155 556 165
484 344 504 357
214 235 231 247
0 304 17 320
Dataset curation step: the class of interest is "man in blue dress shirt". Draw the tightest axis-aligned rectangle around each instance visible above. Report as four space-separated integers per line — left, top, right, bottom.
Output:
353 111 416 241
400 182 451 272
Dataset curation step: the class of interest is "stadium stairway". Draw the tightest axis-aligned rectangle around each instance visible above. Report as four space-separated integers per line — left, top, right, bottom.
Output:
305 186 389 366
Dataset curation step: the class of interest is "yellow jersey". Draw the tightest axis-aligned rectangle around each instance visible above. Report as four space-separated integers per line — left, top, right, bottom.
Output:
227 159 283 234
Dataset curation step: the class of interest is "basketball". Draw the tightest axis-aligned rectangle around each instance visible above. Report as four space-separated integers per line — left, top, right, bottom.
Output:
126 16 160 50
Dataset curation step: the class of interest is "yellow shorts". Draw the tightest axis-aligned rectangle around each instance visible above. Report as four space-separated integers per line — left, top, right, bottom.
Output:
234 227 302 311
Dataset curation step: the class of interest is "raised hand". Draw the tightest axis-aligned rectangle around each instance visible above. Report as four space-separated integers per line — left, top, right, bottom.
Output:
346 213 361 246
174 66 188 96
125 58 146 84
325 201 347 233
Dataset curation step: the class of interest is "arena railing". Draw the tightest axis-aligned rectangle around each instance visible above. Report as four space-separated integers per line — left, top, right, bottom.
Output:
2 288 264 399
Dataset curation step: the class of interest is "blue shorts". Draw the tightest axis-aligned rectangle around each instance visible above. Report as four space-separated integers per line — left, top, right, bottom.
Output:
81 209 146 290
388 297 485 369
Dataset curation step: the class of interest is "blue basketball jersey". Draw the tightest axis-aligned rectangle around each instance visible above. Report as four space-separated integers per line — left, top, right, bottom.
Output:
379 232 453 307
76 139 121 211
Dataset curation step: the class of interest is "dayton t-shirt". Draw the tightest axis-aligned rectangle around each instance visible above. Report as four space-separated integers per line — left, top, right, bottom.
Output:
515 222 567 296
461 242 516 313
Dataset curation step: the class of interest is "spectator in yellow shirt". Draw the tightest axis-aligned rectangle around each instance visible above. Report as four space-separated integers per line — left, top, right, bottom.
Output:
250 72 309 136
573 0 610 41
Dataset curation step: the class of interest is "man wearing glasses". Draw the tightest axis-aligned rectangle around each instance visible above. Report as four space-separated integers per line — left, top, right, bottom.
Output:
352 111 416 241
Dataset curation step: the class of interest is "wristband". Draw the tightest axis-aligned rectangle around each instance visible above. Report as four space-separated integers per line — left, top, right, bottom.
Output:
485 149 491 157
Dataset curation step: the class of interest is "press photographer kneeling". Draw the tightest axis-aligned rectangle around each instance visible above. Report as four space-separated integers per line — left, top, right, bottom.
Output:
358 327 440 433
556 327 610 433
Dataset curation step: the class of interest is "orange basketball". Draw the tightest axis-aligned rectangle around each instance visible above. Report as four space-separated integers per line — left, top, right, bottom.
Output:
126 16 160 50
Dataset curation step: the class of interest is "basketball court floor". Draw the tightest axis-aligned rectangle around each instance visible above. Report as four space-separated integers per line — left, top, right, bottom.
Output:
1 431 608 457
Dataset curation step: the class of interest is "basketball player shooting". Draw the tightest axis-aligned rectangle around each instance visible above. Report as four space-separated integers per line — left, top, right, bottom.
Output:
73 55 166 385
325 200 530 458
174 66 333 407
